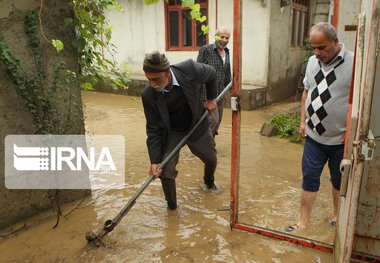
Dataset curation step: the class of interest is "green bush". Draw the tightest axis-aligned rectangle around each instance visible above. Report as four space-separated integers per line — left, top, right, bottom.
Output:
269 111 303 143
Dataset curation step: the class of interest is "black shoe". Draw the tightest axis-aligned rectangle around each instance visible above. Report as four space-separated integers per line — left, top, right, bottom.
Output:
204 181 219 190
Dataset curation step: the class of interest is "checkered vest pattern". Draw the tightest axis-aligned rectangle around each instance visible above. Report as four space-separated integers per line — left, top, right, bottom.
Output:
307 60 345 135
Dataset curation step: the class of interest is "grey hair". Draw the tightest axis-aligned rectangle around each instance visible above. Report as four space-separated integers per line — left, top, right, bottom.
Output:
310 22 337 42
215 26 230 36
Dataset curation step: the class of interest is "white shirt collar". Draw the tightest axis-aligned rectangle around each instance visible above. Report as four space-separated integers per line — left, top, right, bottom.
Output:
170 69 179 86
162 69 179 94
325 43 345 66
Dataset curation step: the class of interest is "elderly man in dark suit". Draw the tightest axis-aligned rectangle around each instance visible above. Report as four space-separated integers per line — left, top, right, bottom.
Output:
141 51 218 210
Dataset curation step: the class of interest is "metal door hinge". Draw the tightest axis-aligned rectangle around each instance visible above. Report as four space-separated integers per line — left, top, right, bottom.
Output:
359 130 376 161
231 95 240 112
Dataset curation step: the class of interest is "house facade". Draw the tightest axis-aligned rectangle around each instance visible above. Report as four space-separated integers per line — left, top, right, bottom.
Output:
105 0 348 109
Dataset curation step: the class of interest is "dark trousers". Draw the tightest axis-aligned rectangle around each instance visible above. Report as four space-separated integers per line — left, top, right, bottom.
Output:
302 137 344 192
207 101 224 137
160 129 217 181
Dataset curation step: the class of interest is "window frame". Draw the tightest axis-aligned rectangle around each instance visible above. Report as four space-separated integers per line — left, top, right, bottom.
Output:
164 0 209 51
290 0 310 48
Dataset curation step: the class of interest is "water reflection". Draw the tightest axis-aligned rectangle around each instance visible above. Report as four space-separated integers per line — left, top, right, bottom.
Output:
238 101 335 244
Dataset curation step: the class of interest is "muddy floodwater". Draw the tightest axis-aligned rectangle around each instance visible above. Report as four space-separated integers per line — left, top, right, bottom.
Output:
0 91 337 262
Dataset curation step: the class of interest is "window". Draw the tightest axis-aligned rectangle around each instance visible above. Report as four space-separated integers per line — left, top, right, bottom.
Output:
165 0 208 51
290 0 309 47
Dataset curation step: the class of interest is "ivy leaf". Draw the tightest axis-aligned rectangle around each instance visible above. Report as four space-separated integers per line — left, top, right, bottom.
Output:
144 0 161 5
190 4 201 19
198 15 206 22
201 25 210 34
52 39 64 53
80 82 93 91
114 3 124 12
181 0 195 8
190 10 200 20
64 17 74 26
77 9 91 23
90 76 99 85
192 3 200 12
79 28 94 39
72 37 86 52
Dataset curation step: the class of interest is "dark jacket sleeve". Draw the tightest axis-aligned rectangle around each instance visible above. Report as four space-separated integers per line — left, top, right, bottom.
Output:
141 87 164 164
191 60 217 100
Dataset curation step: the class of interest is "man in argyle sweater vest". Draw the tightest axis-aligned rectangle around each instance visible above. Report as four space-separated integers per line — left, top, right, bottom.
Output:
285 22 354 232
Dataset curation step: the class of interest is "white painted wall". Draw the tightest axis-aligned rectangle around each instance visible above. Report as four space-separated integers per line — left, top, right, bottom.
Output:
241 0 270 87
105 0 166 75
105 0 270 87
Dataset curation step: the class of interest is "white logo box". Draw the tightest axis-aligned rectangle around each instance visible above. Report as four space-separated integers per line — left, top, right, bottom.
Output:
5 135 125 189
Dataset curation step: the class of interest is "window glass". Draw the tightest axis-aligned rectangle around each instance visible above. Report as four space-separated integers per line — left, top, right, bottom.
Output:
290 0 309 47
165 1 208 50
290 8 294 46
300 11 306 46
295 10 300 46
169 11 179 46
182 10 192 46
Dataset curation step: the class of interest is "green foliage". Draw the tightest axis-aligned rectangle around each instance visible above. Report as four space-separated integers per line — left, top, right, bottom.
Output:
63 0 210 91
144 0 161 4
186 2 209 33
0 10 81 134
48 0 211 93
52 39 64 53
269 111 303 143
303 38 314 62
201 24 210 34
181 0 195 8
80 82 94 91
70 0 129 90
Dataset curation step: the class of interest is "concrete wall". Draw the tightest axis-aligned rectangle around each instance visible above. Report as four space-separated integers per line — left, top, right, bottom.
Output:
311 0 331 24
0 0 89 229
266 0 305 103
336 0 359 52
